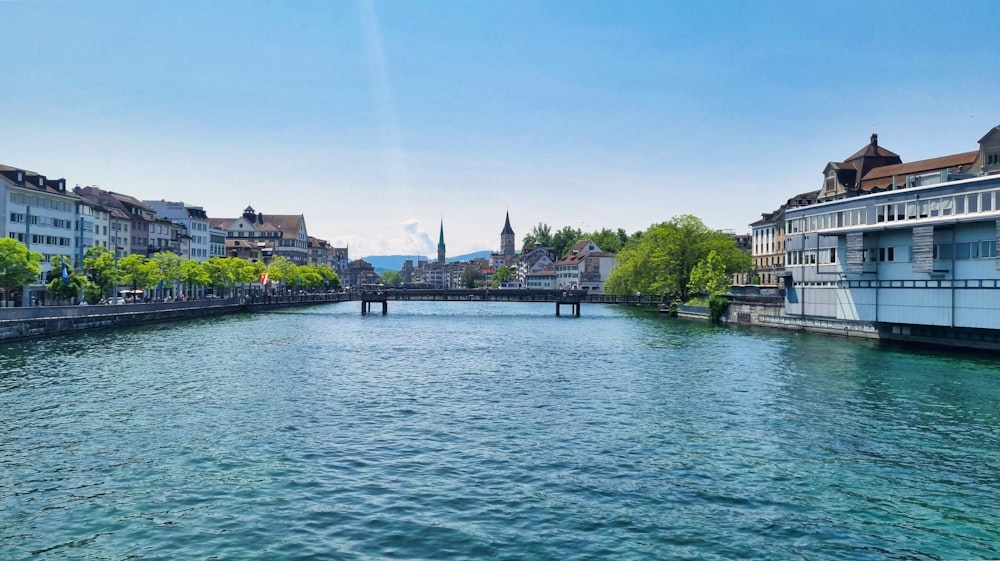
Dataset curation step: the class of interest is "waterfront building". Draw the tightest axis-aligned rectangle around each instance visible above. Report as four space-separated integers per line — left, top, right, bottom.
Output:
525 269 556 289
554 239 617 293
344 259 378 289
144 200 212 261
332 247 349 277
74 186 139 260
307 236 334 268
780 124 1000 344
742 191 818 287
73 199 96 268
209 226 227 258
210 206 309 265
517 244 556 286
78 197 111 255
1 165 79 304
226 238 274 263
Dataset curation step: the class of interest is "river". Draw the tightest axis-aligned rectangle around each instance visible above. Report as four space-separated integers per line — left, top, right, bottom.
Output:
1 301 998 560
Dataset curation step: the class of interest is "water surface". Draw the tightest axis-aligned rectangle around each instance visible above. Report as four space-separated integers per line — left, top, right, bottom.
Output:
1 302 998 560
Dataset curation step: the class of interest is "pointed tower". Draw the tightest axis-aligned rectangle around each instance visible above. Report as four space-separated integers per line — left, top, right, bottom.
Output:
500 211 515 256
437 219 446 264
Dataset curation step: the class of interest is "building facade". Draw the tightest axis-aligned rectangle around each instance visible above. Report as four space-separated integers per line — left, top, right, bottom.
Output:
780 125 1000 342
554 239 617 293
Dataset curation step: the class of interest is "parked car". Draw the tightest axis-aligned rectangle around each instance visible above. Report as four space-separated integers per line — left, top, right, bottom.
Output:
104 297 126 305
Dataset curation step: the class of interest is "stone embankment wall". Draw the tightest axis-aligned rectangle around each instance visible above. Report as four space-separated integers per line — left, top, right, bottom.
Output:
721 299 880 340
0 294 349 343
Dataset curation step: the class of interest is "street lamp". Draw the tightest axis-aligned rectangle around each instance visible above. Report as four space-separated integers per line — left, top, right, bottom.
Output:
114 246 123 299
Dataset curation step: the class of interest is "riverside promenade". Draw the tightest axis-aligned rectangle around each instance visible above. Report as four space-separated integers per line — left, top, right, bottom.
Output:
0 293 351 343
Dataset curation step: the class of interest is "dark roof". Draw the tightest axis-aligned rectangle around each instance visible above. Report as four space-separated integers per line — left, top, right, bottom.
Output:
845 133 900 162
501 212 514 235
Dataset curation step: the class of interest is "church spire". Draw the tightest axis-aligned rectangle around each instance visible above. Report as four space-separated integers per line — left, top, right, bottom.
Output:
500 210 515 256
437 219 446 264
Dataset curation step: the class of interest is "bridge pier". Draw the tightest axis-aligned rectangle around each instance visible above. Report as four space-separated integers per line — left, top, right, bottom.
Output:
361 298 388 315
556 302 581 317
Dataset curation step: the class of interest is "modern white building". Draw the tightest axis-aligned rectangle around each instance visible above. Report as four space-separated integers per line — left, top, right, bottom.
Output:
780 125 1000 347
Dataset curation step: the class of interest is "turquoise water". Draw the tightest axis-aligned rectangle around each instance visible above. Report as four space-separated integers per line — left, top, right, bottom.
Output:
1 302 998 560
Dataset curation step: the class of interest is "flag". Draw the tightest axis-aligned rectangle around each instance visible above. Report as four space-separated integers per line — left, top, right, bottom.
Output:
261 272 269 285
61 260 69 285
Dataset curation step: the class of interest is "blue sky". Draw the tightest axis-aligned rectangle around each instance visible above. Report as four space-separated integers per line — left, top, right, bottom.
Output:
3 1 999 258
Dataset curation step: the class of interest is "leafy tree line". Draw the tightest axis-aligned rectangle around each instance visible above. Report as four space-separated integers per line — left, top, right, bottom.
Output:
516 216 748 303
521 223 641 259
0 240 341 304
604 215 750 302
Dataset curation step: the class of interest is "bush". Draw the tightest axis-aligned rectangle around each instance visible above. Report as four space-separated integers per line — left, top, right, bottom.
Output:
708 294 729 322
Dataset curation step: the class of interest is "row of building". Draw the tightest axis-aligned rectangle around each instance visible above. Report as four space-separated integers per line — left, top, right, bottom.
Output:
343 212 620 292
0 164 349 304
738 123 1000 344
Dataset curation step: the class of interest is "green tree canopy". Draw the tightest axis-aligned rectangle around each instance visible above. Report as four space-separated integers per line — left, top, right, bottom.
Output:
551 225 583 259
83 246 120 297
605 215 750 301
151 252 183 287
201 257 239 294
522 222 553 251
267 256 299 286
117 254 160 293
460 266 484 288
181 259 210 292
688 250 731 296
46 255 90 302
490 266 515 288
380 269 402 287
0 238 43 302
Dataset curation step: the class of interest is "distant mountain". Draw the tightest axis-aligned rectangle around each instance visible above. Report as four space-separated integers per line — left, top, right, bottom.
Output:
361 251 492 273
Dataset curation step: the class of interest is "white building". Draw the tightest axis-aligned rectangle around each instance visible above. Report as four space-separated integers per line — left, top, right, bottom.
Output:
144 200 212 261
1 165 79 304
554 239 617 293
780 124 1000 347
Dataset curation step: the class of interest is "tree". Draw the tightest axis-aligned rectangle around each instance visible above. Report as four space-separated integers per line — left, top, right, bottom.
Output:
46 255 91 303
688 250 730 296
202 257 240 296
490 266 515 288
551 225 583 259
460 266 484 288
583 228 626 254
151 252 183 297
380 269 402 286
117 254 160 296
83 246 120 298
267 256 299 289
181 259 210 297
522 222 553 251
0 238 42 304
316 265 341 291
605 215 750 301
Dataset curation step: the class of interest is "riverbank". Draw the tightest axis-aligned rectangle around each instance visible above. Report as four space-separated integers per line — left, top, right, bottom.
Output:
0 293 350 344
716 297 1000 353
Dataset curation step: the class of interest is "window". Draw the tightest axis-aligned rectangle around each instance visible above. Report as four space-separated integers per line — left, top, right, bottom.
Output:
933 243 954 260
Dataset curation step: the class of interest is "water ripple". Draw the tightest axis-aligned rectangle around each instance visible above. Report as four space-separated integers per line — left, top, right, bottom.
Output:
1 303 999 560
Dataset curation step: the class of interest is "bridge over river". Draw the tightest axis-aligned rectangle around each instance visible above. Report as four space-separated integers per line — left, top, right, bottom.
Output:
354 288 660 315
